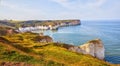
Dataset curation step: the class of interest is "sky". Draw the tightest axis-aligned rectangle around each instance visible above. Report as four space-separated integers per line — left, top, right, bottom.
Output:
0 0 120 20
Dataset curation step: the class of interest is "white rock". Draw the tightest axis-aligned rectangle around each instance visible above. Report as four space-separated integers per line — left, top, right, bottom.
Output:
68 39 105 60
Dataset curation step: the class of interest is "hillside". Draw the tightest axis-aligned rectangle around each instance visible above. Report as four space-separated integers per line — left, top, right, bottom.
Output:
0 32 117 66
0 26 18 36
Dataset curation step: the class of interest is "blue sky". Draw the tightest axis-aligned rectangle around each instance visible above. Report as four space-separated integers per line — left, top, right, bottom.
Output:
0 0 120 20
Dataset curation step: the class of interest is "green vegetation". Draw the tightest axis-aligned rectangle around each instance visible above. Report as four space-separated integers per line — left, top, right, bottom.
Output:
0 20 80 29
0 32 117 66
0 26 15 36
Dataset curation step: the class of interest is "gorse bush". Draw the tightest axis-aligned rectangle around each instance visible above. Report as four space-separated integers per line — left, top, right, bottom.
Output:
0 49 36 63
13 44 33 53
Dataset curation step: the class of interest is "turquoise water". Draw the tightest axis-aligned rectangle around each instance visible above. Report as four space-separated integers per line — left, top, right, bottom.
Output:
33 20 120 64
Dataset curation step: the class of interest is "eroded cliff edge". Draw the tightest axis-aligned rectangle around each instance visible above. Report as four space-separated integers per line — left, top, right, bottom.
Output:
62 39 105 60
0 32 117 66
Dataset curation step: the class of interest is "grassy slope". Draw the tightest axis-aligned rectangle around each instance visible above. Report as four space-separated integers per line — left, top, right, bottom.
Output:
0 32 117 66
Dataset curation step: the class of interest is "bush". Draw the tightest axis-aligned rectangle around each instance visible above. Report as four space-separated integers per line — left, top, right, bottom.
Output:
13 44 33 53
1 50 38 63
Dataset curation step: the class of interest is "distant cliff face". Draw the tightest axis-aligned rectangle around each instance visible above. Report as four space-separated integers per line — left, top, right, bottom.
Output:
17 20 81 32
68 39 105 60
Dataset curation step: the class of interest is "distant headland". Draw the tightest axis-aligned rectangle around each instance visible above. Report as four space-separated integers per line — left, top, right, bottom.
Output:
0 19 81 32
0 20 119 66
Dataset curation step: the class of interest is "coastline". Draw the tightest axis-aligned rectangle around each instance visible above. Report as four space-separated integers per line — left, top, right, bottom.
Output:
16 20 81 32
0 32 117 66
0 19 118 63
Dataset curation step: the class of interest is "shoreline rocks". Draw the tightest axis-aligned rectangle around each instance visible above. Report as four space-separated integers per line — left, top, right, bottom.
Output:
68 39 105 60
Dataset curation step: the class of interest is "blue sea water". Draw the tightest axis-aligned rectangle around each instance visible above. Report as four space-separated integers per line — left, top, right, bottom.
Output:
33 20 120 64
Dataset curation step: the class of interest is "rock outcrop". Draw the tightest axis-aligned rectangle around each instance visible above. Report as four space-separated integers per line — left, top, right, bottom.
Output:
33 35 53 43
68 39 105 60
0 26 18 36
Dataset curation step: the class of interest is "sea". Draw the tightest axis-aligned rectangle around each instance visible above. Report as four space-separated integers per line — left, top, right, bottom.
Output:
32 20 120 64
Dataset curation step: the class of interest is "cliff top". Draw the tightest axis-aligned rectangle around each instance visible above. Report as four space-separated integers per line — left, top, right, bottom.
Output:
0 32 116 66
87 39 102 44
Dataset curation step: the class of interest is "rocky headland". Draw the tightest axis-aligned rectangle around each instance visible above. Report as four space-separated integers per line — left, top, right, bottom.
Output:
0 20 118 66
17 20 81 32
68 39 105 60
0 20 81 32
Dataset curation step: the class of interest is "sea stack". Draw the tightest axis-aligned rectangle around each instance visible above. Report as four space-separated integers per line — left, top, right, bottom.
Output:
80 39 105 60
68 39 105 60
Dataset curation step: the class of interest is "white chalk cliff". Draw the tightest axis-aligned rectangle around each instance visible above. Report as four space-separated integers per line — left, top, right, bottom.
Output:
68 39 105 60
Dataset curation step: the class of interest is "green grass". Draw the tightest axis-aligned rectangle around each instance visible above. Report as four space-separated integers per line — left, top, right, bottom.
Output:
0 43 36 63
0 32 117 66
0 42 64 66
34 44 111 66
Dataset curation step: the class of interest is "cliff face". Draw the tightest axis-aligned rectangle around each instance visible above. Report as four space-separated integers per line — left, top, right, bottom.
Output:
17 20 81 32
69 39 105 60
0 32 115 66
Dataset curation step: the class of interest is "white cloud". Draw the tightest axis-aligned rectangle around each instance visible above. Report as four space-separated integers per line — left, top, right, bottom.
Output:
50 0 70 9
50 0 69 4
0 0 46 20
48 0 120 20
50 0 107 9
86 0 107 8
1 1 37 13
0 0 119 20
